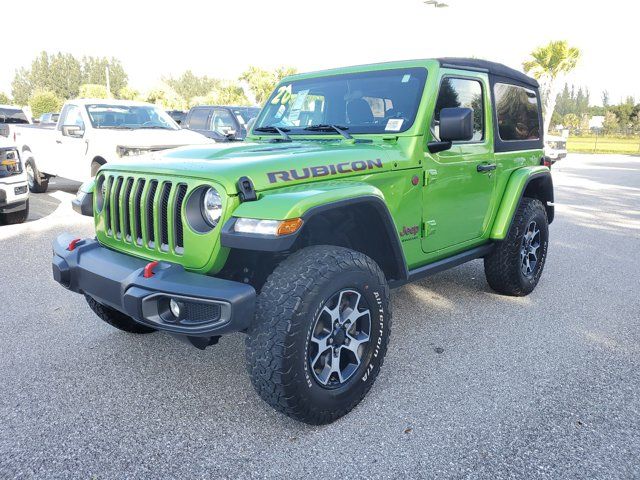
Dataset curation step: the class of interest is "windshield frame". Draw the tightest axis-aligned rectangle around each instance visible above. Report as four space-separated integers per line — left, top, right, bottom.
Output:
253 67 428 136
84 103 180 131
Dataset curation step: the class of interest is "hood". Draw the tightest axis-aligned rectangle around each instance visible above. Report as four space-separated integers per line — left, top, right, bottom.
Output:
102 140 401 194
109 128 214 148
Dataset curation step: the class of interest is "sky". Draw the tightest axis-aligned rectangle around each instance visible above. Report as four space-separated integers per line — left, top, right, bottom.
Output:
2 0 639 106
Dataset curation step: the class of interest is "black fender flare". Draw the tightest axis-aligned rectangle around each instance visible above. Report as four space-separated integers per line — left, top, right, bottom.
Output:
220 195 409 282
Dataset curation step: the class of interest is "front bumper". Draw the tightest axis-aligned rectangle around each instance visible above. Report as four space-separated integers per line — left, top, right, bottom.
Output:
0 178 28 212
52 234 256 338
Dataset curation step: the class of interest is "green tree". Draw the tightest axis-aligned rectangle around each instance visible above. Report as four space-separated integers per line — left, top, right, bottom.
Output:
602 111 619 134
49 52 83 99
240 66 297 105
78 84 110 99
191 82 250 107
610 96 635 128
164 70 219 104
11 52 129 102
562 113 580 131
29 89 63 117
0 92 10 104
81 56 128 96
11 67 32 105
118 86 139 101
523 40 580 135
143 83 186 110
601 90 609 108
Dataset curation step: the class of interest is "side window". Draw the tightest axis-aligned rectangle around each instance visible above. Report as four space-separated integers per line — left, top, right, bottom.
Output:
210 109 237 135
188 108 210 130
59 105 85 131
494 83 540 141
433 77 484 142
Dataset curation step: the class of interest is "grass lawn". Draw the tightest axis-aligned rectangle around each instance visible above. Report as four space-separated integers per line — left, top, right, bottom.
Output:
567 136 640 155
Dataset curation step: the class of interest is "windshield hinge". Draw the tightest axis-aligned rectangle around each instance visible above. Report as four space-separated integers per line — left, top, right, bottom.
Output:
236 176 257 202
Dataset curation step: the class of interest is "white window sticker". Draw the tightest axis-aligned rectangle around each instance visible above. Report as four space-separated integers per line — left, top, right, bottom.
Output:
385 118 404 131
287 89 309 123
401 74 411 83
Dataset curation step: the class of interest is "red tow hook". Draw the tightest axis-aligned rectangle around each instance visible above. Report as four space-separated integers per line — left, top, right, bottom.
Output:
143 261 160 278
67 238 82 251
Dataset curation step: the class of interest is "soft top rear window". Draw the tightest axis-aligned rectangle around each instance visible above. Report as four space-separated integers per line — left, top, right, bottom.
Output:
0 108 29 124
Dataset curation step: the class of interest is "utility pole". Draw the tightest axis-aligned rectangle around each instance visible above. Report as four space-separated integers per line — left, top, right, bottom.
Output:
105 66 112 98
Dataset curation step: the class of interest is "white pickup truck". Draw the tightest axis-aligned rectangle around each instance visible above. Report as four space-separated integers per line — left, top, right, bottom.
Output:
11 99 214 192
0 106 30 224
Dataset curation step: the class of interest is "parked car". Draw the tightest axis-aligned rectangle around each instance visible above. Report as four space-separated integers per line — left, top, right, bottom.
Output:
166 110 186 125
544 134 567 166
230 106 260 130
37 112 60 125
0 139 29 225
182 105 259 141
53 58 553 424
9 99 214 191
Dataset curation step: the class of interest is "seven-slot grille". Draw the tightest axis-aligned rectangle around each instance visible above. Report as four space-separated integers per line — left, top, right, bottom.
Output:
100 174 188 254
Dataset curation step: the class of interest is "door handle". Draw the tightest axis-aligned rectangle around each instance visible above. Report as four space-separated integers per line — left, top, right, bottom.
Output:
477 163 496 172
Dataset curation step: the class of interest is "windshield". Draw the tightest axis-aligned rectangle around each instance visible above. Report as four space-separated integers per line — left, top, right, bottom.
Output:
0 108 29 124
85 104 179 130
255 67 427 135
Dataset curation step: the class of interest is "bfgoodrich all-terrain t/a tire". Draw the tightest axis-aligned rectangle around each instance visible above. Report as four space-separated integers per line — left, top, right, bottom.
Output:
484 197 549 296
246 245 391 425
85 294 156 334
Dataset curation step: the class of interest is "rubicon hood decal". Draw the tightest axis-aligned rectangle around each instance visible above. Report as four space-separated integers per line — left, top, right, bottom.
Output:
267 158 383 183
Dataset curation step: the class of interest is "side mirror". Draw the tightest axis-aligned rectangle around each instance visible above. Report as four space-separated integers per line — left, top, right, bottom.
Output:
427 107 473 154
439 107 474 142
62 125 83 138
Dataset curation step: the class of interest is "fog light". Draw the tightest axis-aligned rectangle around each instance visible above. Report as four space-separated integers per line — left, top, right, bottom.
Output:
169 298 183 318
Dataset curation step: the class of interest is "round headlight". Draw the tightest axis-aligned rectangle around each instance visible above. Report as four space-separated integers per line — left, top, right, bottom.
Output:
202 187 222 227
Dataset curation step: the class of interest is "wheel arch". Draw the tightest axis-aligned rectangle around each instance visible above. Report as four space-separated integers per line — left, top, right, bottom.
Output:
220 195 408 283
490 168 554 240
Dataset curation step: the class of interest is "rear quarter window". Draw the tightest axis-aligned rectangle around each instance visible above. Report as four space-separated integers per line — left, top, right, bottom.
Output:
494 83 540 141
188 108 211 130
0 108 29 124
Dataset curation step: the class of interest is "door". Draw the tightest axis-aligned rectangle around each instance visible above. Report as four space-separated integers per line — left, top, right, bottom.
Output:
54 104 89 181
422 74 497 253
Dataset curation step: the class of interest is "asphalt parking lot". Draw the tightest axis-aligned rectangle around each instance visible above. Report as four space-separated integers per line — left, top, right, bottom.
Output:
1 153 638 479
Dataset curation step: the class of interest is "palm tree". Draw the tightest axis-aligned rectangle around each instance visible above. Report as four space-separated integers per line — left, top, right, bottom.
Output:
523 40 580 135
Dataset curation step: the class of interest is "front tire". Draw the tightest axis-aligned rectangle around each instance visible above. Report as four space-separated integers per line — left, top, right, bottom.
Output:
246 246 391 424
85 294 156 334
0 200 29 224
25 158 49 193
484 197 549 296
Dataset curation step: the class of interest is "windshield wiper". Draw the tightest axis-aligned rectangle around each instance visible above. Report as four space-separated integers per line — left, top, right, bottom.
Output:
138 125 174 130
303 124 352 140
254 126 291 141
98 125 133 130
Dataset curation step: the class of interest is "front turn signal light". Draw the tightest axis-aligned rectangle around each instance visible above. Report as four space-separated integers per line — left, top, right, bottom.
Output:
277 218 304 236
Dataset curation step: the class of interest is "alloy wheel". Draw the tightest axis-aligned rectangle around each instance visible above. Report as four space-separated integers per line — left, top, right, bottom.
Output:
308 289 372 388
520 221 541 277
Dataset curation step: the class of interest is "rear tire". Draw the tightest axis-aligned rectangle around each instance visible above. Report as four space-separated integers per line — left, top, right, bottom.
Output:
484 197 549 296
0 200 29 224
25 158 49 193
246 245 391 424
85 294 156 334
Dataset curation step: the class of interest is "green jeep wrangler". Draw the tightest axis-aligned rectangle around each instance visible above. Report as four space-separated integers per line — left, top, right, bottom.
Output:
53 58 553 424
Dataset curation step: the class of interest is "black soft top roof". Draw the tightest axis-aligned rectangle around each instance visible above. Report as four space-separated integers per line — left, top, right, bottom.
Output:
437 58 539 89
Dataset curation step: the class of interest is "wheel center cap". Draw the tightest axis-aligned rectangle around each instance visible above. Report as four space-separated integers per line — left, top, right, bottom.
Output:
332 327 346 346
